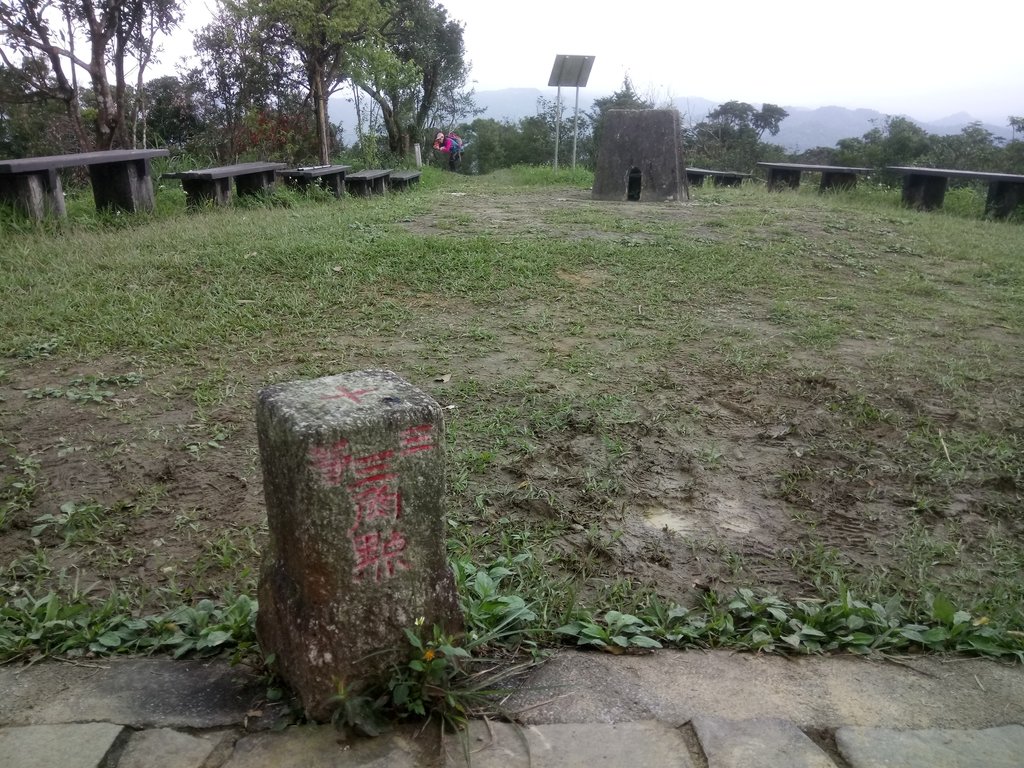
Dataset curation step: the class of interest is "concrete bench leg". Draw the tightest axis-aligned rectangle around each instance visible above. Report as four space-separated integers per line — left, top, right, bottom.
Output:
181 178 231 208
348 179 371 197
820 171 857 191
902 174 947 210
326 173 345 198
686 174 706 187
235 171 277 198
89 158 155 213
767 168 801 191
285 177 312 194
985 181 1024 219
0 170 66 219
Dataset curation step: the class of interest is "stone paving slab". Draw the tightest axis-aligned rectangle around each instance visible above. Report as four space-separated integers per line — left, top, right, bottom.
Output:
2 654 1023 768
836 724 1024 768
444 720 694 767
691 716 836 767
0 722 125 768
504 649 1024 730
116 727 219 768
221 724 437 767
0 658 262 728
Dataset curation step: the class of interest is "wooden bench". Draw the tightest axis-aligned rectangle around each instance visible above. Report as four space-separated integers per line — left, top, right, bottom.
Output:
387 170 422 191
0 149 169 220
686 168 750 187
162 161 287 207
886 166 1024 219
345 169 392 197
757 162 872 192
278 164 352 197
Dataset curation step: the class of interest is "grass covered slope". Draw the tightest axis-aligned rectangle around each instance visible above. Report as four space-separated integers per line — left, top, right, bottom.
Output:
1 167 1022 662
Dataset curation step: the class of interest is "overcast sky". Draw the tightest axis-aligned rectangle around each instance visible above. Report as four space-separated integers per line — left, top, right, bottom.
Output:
160 0 1021 124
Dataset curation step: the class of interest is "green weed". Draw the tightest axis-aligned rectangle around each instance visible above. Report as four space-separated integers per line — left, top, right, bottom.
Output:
0 450 40 531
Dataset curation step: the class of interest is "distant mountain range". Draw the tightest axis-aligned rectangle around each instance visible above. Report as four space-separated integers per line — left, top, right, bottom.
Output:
328 89 1015 152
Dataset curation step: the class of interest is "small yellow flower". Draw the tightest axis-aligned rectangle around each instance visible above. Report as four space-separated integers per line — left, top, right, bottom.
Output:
423 649 436 661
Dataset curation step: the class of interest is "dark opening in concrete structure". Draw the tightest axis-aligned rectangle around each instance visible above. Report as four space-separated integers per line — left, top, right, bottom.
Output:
592 109 688 203
627 167 642 200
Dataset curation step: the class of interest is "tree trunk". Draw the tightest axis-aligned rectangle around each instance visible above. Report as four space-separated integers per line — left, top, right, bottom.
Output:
85 9 120 149
311 62 330 164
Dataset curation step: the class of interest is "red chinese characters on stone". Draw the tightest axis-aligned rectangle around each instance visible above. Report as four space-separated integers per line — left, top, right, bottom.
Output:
308 439 351 486
400 424 435 455
351 530 408 582
352 479 399 532
307 424 434 582
348 447 407 582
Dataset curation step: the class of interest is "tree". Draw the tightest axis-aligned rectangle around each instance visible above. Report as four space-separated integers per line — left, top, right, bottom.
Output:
684 100 788 171
835 116 931 171
142 74 204 147
0 0 182 149
0 57 79 156
1009 116 1024 142
351 0 471 157
190 7 302 160
459 117 508 174
239 0 380 164
926 122 1002 172
703 100 787 141
751 104 787 141
587 75 652 157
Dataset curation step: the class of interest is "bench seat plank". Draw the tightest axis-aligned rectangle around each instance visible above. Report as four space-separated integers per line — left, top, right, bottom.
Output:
387 170 422 191
162 162 287 207
757 162 872 192
0 149 168 219
887 166 1024 183
887 166 1024 218
0 149 168 174
279 164 352 197
346 169 393 197
686 168 751 187
161 161 286 181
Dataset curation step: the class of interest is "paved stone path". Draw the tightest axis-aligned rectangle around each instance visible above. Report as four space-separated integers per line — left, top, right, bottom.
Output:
2 650 1022 767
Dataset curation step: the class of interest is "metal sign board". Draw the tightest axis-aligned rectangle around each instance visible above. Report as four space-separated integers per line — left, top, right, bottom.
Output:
547 55 595 88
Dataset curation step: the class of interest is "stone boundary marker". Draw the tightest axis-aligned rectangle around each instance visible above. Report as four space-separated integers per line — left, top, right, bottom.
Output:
591 108 688 203
255 369 462 721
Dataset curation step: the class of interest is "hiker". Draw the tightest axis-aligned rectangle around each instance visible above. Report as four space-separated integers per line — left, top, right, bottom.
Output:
433 130 463 171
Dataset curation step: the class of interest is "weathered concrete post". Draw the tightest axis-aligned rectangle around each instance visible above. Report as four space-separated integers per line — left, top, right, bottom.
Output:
592 109 689 203
255 369 463 721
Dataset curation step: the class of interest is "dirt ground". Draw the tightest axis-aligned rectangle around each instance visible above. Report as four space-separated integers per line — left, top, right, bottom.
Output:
2 186 1022 617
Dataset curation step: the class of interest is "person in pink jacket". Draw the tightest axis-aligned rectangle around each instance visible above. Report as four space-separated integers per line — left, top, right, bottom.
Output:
433 130 463 171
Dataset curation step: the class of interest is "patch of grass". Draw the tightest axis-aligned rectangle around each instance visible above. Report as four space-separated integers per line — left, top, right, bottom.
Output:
0 589 257 662
30 500 125 545
0 448 40 532
24 372 143 403
1 168 1023 678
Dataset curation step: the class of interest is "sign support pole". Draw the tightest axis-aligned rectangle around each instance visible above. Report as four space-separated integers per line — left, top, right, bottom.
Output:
572 86 581 169
547 55 595 175
554 85 561 172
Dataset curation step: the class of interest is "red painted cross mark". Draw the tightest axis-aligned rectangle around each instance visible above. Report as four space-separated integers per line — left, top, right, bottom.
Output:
308 439 351 486
351 529 409 581
400 424 435 455
322 387 375 404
